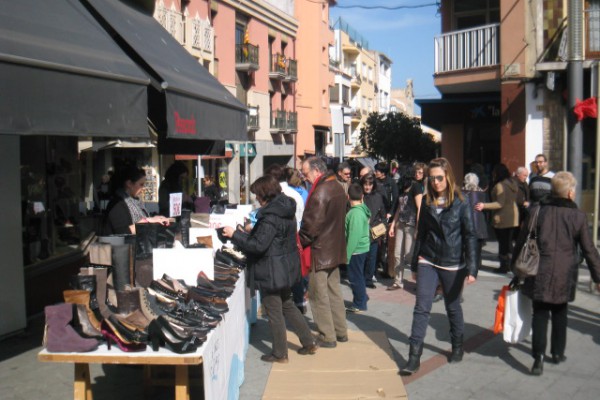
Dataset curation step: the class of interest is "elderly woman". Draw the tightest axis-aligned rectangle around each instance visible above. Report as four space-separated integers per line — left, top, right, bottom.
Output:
104 166 169 235
514 171 600 376
222 175 317 363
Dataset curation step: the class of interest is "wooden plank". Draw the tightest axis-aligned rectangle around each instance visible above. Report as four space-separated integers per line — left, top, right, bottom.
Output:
38 350 203 366
73 363 92 400
174 365 190 400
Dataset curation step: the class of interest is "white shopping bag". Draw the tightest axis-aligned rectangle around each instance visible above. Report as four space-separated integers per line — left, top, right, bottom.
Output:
503 289 532 344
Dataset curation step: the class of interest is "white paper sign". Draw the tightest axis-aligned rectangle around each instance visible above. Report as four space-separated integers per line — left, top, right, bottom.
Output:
169 192 183 217
153 247 214 285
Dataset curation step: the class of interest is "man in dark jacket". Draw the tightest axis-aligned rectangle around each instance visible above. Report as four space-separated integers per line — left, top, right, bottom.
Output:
299 157 348 347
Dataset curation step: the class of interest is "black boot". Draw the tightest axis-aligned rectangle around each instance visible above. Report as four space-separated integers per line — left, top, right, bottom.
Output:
180 209 191 248
449 335 464 363
399 343 423 376
531 355 544 376
69 274 99 315
111 244 133 291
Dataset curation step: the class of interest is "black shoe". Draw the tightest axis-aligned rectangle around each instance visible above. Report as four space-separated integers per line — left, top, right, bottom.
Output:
261 354 289 363
551 354 567 364
366 282 376 289
336 335 348 343
317 339 337 348
297 343 318 355
531 355 544 376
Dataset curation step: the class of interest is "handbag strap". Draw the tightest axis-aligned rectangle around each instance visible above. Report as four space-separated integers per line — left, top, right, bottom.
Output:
527 206 540 238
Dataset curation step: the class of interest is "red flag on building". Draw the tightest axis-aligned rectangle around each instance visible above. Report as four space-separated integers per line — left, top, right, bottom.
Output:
573 97 598 121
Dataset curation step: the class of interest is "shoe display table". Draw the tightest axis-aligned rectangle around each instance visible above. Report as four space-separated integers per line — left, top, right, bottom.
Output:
38 270 250 400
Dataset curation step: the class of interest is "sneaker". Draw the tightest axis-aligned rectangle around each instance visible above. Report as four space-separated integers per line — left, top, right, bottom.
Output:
433 293 443 303
345 306 363 313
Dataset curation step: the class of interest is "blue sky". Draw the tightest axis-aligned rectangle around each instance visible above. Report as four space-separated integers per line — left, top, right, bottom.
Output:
330 0 442 112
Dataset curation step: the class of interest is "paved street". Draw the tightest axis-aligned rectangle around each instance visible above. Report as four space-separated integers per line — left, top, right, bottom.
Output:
1 241 599 400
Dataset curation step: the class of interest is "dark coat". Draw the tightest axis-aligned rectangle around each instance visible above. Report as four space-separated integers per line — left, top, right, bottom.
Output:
411 195 479 277
462 190 488 240
230 193 300 292
299 173 347 270
516 196 600 304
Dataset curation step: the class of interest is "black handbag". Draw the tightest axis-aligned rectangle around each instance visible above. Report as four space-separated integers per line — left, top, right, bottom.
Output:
512 206 540 279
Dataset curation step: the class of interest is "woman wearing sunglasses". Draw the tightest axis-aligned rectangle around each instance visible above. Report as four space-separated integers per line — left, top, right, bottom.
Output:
400 158 479 376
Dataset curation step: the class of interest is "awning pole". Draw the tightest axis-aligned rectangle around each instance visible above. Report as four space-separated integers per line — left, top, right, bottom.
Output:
245 141 250 204
594 62 600 247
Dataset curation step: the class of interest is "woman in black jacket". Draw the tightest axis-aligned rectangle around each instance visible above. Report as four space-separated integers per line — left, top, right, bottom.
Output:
222 175 317 363
361 173 387 288
514 171 600 376
400 158 478 376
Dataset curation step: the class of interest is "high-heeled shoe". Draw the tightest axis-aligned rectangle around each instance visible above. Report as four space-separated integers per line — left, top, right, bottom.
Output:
101 318 147 352
148 316 201 354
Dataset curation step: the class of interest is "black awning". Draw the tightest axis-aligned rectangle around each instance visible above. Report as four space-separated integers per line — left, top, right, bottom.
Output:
84 0 248 142
0 0 150 137
416 96 500 131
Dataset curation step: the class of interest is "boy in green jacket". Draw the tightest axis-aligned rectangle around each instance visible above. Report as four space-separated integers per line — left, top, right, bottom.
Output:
345 183 371 312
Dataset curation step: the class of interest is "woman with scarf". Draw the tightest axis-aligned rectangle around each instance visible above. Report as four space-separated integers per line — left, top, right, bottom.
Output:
104 166 169 235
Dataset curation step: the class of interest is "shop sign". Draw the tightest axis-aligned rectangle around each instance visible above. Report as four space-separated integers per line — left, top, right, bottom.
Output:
174 112 197 134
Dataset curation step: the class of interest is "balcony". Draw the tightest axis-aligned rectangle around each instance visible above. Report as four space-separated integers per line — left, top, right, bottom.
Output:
350 74 362 89
190 17 214 53
248 106 259 131
351 109 361 123
269 53 286 80
155 4 184 44
270 110 286 133
434 23 499 74
285 111 298 133
236 43 260 72
285 59 297 82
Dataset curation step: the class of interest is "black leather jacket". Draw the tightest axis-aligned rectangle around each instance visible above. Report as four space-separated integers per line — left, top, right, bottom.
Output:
410 195 479 277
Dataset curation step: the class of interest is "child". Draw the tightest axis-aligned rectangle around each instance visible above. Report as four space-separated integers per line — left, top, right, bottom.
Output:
345 183 371 313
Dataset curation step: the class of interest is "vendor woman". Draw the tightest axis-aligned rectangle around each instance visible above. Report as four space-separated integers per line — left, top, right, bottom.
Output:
103 165 170 235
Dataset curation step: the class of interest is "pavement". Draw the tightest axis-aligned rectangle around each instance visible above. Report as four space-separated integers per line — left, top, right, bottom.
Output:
1 240 599 400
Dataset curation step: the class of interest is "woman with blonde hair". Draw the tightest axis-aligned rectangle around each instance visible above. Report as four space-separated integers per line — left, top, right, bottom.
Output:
514 171 600 375
400 158 478 375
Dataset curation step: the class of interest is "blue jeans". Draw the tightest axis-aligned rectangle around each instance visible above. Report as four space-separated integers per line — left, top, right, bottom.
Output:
347 252 369 310
364 241 379 285
409 263 467 346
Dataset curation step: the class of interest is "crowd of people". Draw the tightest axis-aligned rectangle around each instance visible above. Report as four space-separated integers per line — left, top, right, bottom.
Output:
104 154 600 377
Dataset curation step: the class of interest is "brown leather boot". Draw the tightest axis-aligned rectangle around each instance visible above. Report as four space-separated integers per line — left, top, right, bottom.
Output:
63 290 102 331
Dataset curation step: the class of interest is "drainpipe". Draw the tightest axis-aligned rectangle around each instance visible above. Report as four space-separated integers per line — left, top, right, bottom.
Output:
567 0 583 205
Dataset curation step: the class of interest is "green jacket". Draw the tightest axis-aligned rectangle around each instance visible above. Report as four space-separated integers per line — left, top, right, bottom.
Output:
345 202 371 260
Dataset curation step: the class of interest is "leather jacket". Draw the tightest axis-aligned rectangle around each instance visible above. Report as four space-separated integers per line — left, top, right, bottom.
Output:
410 195 479 277
299 173 347 271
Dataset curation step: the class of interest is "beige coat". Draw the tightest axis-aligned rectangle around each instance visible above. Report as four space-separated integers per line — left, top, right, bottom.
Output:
482 178 519 229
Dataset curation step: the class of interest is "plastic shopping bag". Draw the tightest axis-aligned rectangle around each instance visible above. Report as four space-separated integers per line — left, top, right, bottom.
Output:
503 288 532 344
493 285 509 334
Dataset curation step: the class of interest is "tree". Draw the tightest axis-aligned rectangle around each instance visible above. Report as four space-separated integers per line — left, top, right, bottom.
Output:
359 111 438 164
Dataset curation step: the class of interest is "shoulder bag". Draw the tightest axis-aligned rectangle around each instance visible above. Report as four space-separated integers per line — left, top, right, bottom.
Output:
370 222 387 240
512 206 540 279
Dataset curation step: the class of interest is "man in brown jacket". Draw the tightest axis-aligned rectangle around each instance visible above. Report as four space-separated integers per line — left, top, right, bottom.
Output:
300 157 348 347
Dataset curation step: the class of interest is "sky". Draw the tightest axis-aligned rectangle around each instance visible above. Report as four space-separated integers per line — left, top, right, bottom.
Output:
329 0 442 114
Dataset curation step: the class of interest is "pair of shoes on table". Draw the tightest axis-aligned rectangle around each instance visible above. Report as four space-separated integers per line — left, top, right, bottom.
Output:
345 306 364 314
297 343 319 355
261 354 289 363
386 283 403 291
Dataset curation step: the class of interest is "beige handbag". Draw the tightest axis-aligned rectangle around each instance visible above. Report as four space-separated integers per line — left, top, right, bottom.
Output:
370 223 387 240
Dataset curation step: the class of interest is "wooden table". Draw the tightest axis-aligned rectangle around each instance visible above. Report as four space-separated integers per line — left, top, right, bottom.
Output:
38 345 203 400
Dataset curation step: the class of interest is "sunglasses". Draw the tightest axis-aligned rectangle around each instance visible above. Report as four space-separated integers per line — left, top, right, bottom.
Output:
429 175 445 183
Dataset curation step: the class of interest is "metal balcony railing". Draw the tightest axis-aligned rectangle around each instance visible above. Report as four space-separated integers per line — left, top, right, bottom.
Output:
434 23 500 73
270 110 286 131
286 59 297 81
286 111 298 133
236 43 260 71
270 53 286 77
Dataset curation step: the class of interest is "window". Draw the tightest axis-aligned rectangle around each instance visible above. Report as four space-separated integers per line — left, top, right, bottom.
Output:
329 85 340 103
342 85 350 106
453 0 499 30
586 0 600 57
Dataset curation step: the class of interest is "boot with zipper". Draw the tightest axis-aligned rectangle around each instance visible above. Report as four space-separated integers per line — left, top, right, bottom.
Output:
63 290 102 331
531 354 544 376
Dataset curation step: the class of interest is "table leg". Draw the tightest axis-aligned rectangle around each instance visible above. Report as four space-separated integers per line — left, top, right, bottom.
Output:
175 365 189 400
74 363 93 400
